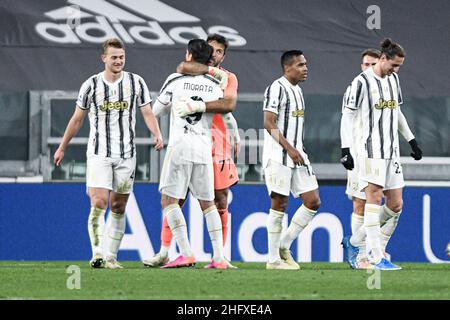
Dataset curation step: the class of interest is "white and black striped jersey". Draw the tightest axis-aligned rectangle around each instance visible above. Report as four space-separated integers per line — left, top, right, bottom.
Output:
156 73 223 164
76 71 151 159
262 76 309 168
341 84 363 159
343 68 403 159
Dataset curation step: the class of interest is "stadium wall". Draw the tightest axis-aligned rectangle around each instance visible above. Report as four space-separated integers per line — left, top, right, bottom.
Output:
1 183 449 263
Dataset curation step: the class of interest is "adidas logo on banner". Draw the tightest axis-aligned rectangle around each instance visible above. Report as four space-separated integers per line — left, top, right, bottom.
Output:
35 0 247 46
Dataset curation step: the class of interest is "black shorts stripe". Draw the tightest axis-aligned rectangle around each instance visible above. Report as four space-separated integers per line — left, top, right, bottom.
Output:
103 81 111 157
361 74 373 158
375 79 385 159
92 76 100 155
118 80 125 158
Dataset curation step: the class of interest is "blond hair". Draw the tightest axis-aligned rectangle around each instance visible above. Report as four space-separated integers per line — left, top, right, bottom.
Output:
102 38 125 54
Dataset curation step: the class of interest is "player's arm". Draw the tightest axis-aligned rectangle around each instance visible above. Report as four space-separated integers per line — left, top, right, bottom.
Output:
340 78 365 170
176 61 228 90
398 106 414 142
264 111 304 166
205 71 237 113
152 97 171 117
340 108 356 170
398 106 422 160
140 104 164 151
53 106 89 166
222 112 241 157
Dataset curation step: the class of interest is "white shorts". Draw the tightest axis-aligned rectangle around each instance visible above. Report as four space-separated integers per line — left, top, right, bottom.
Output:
159 148 214 201
86 154 136 194
358 157 405 191
345 161 366 200
264 159 319 198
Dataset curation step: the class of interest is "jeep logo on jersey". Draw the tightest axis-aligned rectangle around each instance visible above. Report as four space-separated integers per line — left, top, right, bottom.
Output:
35 0 247 46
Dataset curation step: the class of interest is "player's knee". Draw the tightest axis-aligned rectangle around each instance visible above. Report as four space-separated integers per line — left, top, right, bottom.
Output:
305 197 321 211
353 199 366 214
215 195 228 210
273 199 288 212
110 201 126 214
389 200 403 213
214 190 228 209
91 198 107 210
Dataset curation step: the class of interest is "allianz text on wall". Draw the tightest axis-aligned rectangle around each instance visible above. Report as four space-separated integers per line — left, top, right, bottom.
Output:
0 184 449 263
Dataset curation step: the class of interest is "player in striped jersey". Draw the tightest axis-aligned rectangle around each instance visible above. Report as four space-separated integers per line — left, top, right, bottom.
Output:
341 48 422 269
54 38 163 269
340 39 423 270
150 39 236 269
144 34 240 269
263 50 321 270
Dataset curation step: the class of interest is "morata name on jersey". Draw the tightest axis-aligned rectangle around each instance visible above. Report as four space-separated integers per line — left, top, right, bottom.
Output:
183 82 214 93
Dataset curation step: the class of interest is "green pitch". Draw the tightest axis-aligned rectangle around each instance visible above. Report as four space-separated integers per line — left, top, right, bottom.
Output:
0 262 449 300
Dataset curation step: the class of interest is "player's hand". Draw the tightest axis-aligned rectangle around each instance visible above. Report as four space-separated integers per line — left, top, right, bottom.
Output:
154 135 164 151
340 148 354 170
175 97 206 118
409 139 422 160
53 148 65 166
287 146 305 166
234 140 241 159
208 66 228 90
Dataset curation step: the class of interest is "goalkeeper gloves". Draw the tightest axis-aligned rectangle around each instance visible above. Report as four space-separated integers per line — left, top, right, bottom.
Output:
175 97 206 118
208 66 228 90
409 139 423 160
340 148 354 170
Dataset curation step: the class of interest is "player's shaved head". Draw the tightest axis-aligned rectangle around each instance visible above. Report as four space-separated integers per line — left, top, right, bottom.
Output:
187 39 213 65
281 50 304 71
102 38 125 54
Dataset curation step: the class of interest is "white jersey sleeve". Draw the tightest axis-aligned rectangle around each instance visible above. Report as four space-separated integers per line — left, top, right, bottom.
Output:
345 75 366 111
263 81 284 115
398 106 414 142
76 78 93 110
392 72 403 105
134 75 151 107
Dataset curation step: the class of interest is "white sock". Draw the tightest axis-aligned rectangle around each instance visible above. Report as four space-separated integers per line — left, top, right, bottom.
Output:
107 211 126 260
380 206 401 252
204 206 224 262
165 204 193 257
88 207 106 258
364 203 383 264
280 205 316 250
350 213 366 259
267 209 284 263
351 213 364 235
160 246 169 257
